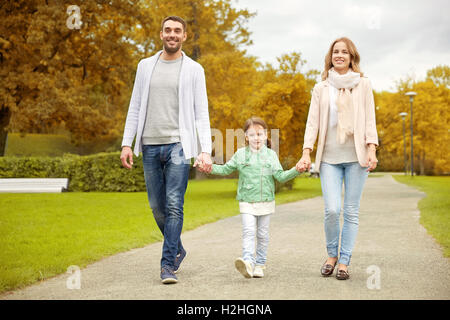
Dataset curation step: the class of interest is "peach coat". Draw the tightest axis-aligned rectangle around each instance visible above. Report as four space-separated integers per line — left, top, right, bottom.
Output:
303 77 378 172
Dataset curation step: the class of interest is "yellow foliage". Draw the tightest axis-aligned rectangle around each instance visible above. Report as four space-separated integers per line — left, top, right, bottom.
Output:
0 0 152 145
375 66 450 175
3 0 446 177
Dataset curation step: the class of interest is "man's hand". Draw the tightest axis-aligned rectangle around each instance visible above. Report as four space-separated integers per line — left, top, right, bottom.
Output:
120 146 133 169
194 152 212 173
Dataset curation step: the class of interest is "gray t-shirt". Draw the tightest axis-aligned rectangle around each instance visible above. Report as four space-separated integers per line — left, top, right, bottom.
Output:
142 56 182 145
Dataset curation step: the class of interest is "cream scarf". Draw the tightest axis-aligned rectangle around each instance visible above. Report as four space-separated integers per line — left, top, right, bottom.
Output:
327 68 361 144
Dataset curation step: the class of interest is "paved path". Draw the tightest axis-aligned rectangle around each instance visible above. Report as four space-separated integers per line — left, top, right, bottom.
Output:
1 175 449 300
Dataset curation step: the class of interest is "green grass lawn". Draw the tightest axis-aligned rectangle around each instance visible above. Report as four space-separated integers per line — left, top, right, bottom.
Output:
0 176 321 293
393 176 450 258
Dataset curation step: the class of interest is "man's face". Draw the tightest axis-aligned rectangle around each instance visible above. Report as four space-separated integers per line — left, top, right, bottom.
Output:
160 20 186 54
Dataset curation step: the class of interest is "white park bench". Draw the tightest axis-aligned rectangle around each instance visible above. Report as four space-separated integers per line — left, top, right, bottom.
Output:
0 178 69 193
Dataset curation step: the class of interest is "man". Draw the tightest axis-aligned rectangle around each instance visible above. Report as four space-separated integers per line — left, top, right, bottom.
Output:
120 16 212 284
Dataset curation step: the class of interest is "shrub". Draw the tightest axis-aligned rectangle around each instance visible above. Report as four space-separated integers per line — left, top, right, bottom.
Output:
0 153 146 192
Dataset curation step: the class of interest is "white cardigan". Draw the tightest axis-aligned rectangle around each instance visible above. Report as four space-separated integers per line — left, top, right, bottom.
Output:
121 50 212 159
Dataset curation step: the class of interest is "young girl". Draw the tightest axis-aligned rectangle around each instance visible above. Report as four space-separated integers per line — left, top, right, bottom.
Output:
203 117 302 278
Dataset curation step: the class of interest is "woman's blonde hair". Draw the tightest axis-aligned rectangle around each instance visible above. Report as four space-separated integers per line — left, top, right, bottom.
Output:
243 117 271 148
322 37 363 80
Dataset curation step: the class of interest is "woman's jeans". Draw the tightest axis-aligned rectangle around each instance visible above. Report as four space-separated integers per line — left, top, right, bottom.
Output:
241 213 271 267
142 143 190 270
320 162 368 266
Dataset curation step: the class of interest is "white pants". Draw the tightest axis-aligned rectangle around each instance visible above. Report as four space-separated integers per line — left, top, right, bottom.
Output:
241 213 271 266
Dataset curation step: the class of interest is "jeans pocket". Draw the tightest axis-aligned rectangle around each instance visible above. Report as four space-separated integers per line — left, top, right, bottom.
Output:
170 143 190 165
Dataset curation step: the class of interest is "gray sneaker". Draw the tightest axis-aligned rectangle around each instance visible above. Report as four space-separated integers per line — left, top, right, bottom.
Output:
161 266 178 284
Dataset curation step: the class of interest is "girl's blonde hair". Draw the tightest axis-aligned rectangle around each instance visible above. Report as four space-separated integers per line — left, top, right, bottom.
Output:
322 37 363 81
243 117 272 148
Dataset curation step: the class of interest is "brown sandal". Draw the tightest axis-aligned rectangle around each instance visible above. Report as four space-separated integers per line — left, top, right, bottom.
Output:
336 269 350 280
320 260 337 277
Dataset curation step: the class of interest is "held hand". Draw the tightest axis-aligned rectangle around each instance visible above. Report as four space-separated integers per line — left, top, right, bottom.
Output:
366 150 378 172
200 153 212 173
295 162 305 173
120 146 133 169
193 157 203 171
296 153 311 172
202 162 213 174
193 153 212 173
194 161 213 173
201 163 213 174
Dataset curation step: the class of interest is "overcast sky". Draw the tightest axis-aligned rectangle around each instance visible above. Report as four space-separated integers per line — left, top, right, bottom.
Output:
233 0 450 92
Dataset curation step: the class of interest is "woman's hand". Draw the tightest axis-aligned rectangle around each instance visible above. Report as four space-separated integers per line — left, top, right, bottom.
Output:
366 144 378 172
296 149 312 172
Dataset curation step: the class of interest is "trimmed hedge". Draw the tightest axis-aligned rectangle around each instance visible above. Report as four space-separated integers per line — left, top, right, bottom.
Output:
0 153 146 192
0 152 297 192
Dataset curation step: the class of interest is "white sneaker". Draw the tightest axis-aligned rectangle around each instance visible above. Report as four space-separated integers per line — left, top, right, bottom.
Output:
253 265 265 278
235 258 253 278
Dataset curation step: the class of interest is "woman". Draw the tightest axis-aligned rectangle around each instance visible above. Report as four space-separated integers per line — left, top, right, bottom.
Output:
296 37 378 280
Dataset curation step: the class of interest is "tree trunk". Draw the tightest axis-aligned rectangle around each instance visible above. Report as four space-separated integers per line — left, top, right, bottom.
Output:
190 1 201 61
0 107 11 156
419 151 425 176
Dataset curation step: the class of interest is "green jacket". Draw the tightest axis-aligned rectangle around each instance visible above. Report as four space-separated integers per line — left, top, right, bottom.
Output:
210 145 299 202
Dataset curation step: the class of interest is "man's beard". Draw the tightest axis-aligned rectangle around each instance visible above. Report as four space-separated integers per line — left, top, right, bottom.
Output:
163 39 182 53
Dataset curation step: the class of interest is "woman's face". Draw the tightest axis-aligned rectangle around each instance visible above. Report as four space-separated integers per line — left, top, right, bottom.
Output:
331 41 351 73
245 124 267 150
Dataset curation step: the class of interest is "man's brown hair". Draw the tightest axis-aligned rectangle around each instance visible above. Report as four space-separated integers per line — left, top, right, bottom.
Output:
161 16 187 32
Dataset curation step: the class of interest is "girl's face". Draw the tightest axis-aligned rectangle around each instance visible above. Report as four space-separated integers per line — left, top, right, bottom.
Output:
245 124 267 150
331 41 351 73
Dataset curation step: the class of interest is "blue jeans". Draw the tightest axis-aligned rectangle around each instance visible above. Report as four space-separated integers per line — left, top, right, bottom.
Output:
142 143 190 269
320 162 368 266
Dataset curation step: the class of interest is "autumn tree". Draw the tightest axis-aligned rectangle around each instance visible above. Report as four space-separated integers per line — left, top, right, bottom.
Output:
0 0 256 156
134 0 259 163
426 65 450 88
136 0 258 134
375 65 450 175
241 52 319 165
198 51 319 165
137 0 255 60
0 0 155 155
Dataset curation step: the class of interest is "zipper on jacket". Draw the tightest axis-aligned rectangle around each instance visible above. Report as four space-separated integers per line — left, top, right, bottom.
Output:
260 164 263 201
260 151 267 201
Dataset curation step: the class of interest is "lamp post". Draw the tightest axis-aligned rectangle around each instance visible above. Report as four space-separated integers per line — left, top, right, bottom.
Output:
405 92 417 176
399 112 408 175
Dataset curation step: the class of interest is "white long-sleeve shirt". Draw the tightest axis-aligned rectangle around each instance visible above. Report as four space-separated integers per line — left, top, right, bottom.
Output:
121 50 212 159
